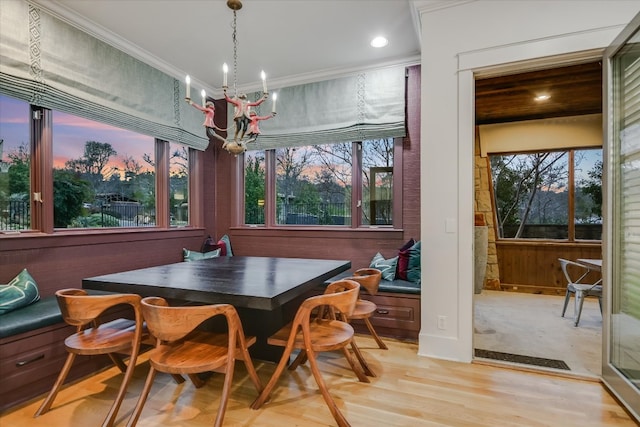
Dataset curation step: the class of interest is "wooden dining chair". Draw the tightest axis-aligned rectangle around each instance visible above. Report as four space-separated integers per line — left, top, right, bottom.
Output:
251 279 363 427
126 297 262 427
347 268 387 349
34 289 145 427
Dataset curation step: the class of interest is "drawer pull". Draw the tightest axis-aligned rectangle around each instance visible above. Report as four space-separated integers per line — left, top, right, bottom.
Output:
16 353 45 367
376 309 390 315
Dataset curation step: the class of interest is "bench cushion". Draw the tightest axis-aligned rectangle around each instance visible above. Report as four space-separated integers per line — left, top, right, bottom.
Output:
0 289 121 340
325 271 421 295
0 296 61 339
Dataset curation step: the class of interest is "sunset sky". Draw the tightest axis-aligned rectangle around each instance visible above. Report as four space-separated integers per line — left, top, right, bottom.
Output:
1 94 154 173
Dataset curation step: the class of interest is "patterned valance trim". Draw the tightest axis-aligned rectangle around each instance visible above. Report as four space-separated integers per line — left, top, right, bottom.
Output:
0 1 208 150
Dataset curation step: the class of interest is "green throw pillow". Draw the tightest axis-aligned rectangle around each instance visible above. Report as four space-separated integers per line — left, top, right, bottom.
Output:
369 252 398 281
406 241 421 284
0 269 40 315
183 248 221 262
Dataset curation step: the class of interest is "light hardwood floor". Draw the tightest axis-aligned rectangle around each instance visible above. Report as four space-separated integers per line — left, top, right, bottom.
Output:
1 336 636 427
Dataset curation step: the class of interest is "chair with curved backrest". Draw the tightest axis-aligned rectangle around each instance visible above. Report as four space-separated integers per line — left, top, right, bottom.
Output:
251 279 362 427
559 258 603 326
347 268 387 350
34 289 145 427
126 297 262 427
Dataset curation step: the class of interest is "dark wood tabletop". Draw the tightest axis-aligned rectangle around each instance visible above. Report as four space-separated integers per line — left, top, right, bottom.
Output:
82 256 350 362
82 256 351 311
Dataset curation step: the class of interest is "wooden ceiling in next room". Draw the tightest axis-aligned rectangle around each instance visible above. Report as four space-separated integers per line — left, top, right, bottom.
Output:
475 61 603 125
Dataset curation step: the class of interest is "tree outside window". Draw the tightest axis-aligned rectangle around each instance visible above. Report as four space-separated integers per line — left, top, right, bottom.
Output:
0 93 190 232
52 111 156 228
0 96 30 231
243 138 396 227
490 148 602 240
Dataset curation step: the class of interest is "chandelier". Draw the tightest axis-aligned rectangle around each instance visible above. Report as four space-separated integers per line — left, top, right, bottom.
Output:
184 0 277 155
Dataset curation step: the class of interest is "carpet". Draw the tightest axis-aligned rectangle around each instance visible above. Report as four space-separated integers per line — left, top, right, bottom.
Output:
475 348 570 370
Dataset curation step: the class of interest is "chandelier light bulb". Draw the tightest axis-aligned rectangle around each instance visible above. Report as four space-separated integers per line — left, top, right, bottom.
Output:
185 75 191 99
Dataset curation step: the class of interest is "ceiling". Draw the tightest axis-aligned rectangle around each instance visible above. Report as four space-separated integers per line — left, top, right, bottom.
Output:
475 61 603 125
33 1 602 125
36 0 422 96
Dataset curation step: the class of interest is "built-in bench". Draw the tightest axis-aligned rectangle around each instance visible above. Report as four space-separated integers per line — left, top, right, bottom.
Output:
0 290 129 412
324 271 421 341
0 296 63 340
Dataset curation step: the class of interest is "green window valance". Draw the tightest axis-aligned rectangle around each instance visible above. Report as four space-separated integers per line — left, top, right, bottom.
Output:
0 0 208 150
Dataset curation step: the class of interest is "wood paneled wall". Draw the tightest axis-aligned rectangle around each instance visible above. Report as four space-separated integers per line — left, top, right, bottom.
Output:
496 241 602 294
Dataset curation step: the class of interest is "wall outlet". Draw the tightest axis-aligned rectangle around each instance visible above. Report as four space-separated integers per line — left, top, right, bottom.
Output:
437 315 447 330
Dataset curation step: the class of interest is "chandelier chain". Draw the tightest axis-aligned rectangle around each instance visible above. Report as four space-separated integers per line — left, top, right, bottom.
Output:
232 10 238 96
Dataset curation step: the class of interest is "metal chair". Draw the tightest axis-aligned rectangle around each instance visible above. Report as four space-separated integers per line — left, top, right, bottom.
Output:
35 289 145 427
558 258 602 326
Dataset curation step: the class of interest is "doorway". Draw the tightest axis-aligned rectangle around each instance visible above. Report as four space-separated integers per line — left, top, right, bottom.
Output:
472 61 604 377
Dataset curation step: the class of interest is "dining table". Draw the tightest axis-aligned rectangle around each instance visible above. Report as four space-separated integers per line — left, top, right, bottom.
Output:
82 256 351 362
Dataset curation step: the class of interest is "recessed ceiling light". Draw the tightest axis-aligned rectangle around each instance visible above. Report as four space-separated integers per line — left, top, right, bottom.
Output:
534 94 551 101
371 36 388 48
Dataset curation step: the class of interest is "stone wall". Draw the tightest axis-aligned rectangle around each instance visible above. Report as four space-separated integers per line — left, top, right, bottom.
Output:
474 127 500 290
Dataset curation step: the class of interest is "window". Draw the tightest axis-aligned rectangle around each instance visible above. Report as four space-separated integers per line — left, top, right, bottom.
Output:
0 96 30 231
52 110 156 228
490 148 602 240
169 142 189 226
361 139 394 225
243 138 397 228
245 150 266 225
0 93 192 233
276 144 352 226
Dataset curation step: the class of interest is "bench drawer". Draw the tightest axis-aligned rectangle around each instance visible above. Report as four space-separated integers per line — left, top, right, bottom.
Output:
352 292 420 340
0 321 120 412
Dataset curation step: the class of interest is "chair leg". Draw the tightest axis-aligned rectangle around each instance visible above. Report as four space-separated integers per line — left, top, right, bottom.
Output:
598 297 603 314
171 374 186 384
561 290 572 317
288 349 308 371
251 344 295 410
103 345 142 427
340 346 370 383
349 338 376 377
235 336 263 394
126 367 157 427
363 317 388 350
188 373 206 388
108 353 128 373
212 359 237 427
306 348 352 427
574 290 585 327
34 352 77 417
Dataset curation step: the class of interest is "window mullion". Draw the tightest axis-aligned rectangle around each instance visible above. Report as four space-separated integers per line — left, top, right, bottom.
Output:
265 150 276 227
352 142 362 228
31 106 53 233
568 150 575 241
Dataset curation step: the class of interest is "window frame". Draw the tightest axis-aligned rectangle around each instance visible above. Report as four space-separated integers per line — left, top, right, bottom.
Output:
238 138 403 230
488 146 602 242
2 100 198 235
